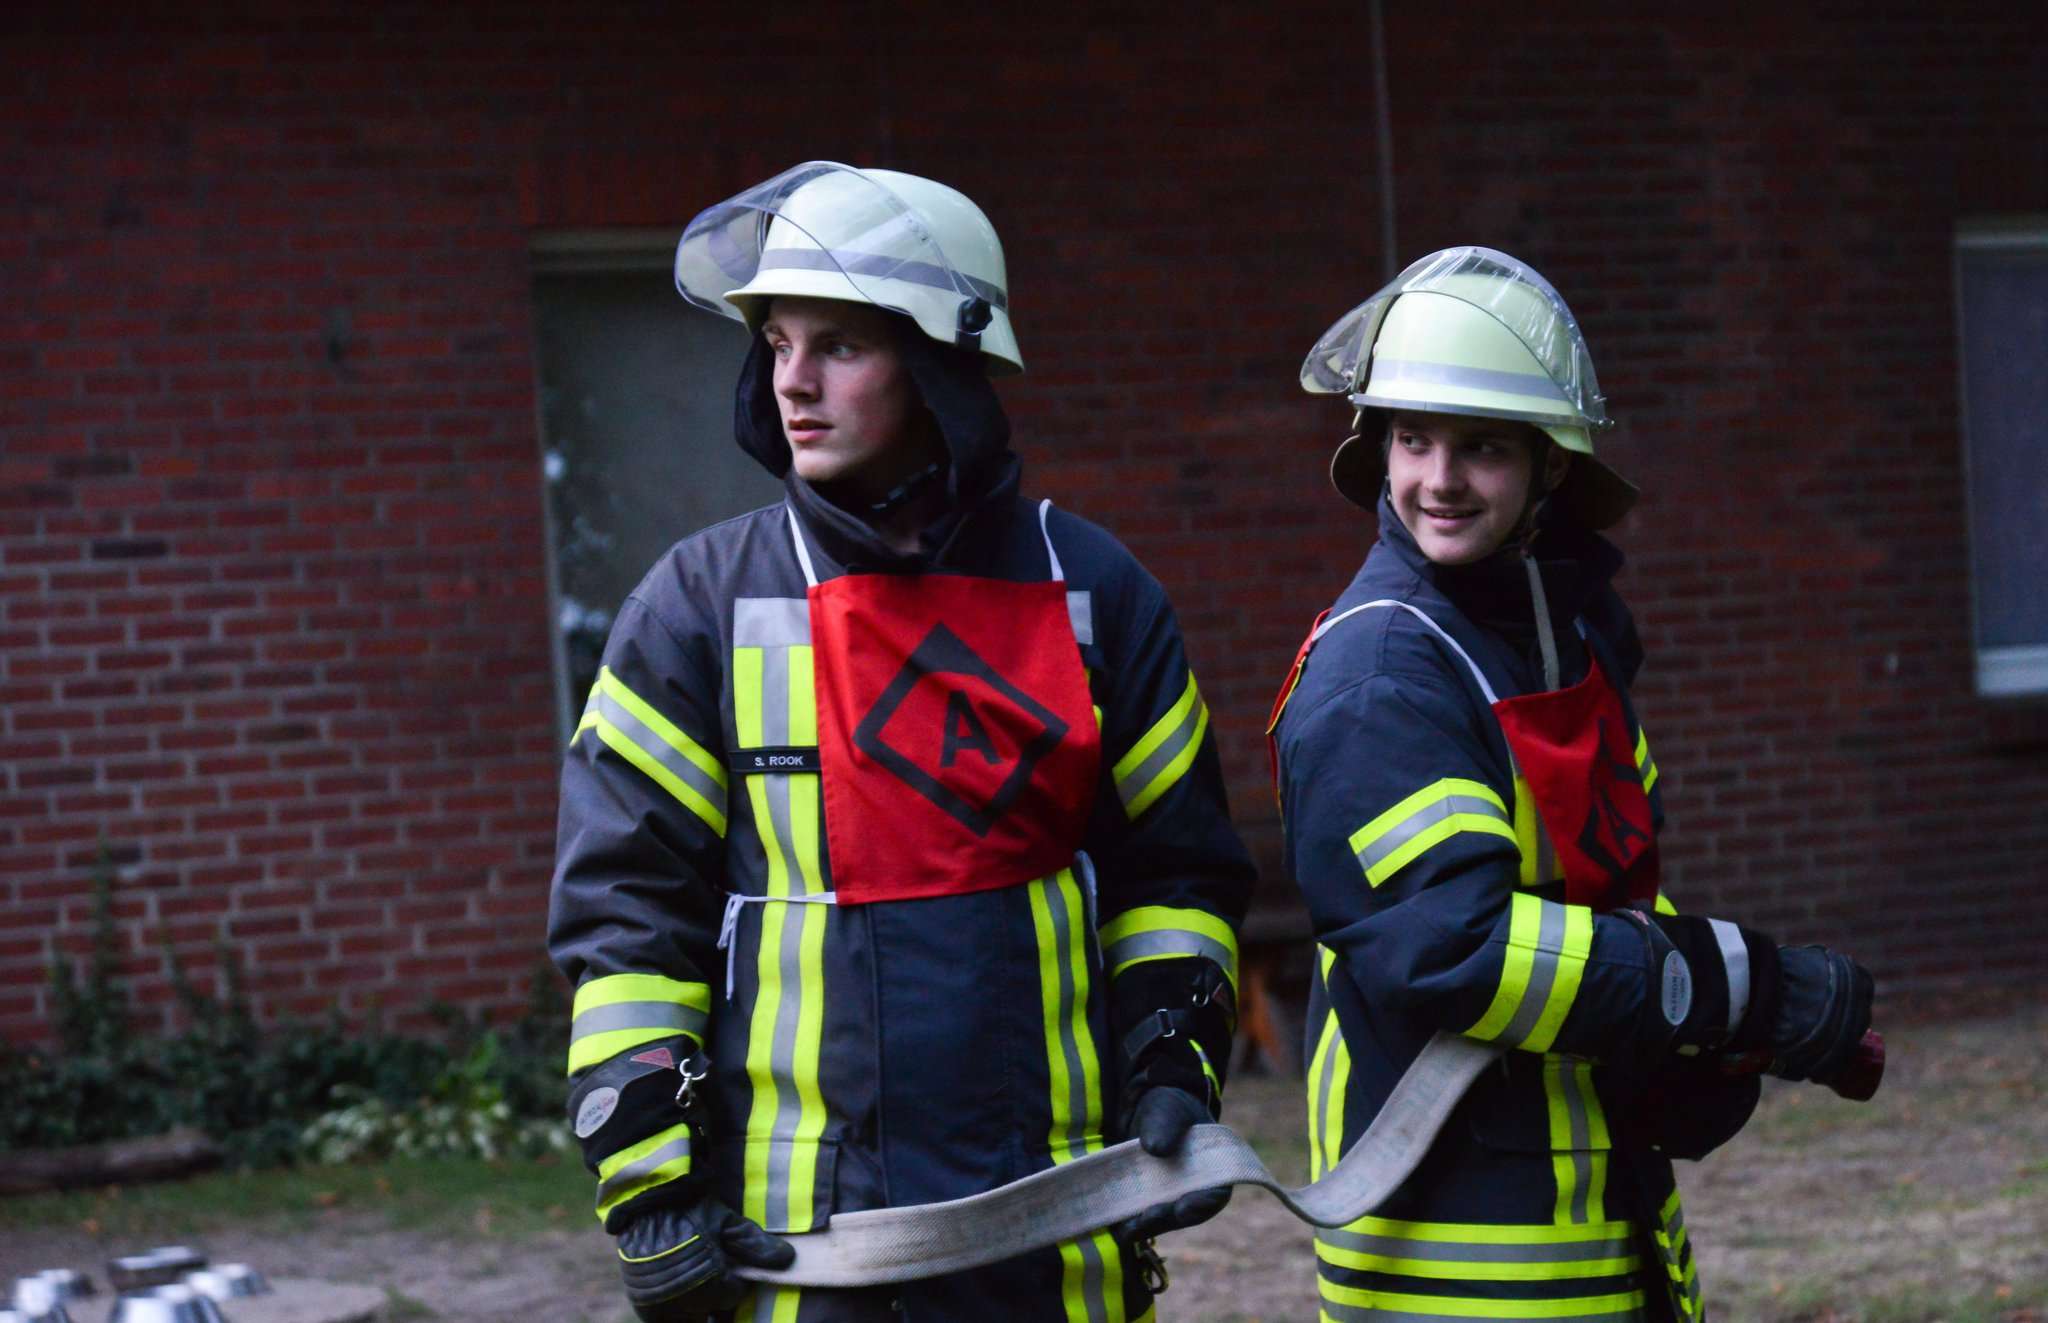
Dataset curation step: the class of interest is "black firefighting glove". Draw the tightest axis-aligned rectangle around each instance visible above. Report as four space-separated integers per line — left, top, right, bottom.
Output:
567 1042 792 1320
613 1192 794 1321
1110 960 1235 1243
1631 911 1783 1059
1766 945 1875 1086
1633 914 1874 1086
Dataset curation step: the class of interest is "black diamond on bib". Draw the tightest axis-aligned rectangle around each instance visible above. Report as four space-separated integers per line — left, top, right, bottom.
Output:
852 622 1069 836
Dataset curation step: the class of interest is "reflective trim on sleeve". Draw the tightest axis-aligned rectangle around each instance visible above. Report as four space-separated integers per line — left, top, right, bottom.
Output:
1462 893 1593 1053
593 1120 694 1223
1097 904 1240 997
567 974 712 1076
1349 778 1516 888
578 666 729 837
1633 727 1659 794
1112 671 1210 821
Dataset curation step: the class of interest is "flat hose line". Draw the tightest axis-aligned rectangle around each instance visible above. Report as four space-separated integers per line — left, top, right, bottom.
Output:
736 1032 1499 1287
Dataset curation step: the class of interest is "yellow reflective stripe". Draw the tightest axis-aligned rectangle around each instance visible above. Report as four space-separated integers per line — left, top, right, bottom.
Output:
583 666 729 837
1331 1216 1637 1245
1547 1057 1610 1225
787 645 829 1223
1652 1187 1701 1319
1308 946 1349 1181
1032 869 1124 1323
1097 904 1240 996
1320 1283 1649 1318
618 1232 700 1264
1634 727 1659 794
1653 891 1678 916
1463 894 1593 1051
592 1120 693 1222
736 1285 803 1323
1112 671 1208 820
1349 778 1515 887
735 640 828 1234
1314 1245 1640 1281
566 973 712 1075
1512 774 1560 887
737 643 784 1229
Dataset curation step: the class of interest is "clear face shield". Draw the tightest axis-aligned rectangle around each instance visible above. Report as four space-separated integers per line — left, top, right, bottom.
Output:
673 161 1000 352
1300 246 1612 434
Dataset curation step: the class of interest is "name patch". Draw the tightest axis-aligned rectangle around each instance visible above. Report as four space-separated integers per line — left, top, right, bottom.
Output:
728 746 821 775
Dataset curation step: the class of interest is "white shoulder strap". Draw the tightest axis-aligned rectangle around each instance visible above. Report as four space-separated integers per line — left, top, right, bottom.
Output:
1316 598 1501 706
1036 498 1064 581
785 503 820 589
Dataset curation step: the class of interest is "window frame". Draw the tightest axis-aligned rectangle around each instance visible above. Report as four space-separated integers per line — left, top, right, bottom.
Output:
1953 217 2048 699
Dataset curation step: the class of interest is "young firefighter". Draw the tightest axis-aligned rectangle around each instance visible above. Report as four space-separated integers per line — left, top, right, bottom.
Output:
547 163 1253 1323
1268 248 1877 1322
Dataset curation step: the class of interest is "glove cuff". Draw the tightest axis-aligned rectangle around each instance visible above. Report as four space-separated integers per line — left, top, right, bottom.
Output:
1111 958 1232 1124
568 1039 708 1232
1641 913 1782 1056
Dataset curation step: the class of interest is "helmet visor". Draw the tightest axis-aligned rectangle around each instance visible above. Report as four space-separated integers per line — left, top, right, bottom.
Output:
674 161 1001 335
1300 246 1610 431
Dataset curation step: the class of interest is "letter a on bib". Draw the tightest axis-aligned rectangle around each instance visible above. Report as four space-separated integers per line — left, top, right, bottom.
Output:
810 573 1100 904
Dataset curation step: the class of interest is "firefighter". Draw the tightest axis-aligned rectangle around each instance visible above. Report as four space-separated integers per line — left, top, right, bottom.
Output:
548 163 1254 1323
1268 247 1876 1322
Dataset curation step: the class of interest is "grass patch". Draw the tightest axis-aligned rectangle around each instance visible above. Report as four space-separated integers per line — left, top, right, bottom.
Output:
0 1153 592 1242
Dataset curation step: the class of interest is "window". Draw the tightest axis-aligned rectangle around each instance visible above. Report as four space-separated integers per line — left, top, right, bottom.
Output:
531 232 781 741
1954 221 2048 697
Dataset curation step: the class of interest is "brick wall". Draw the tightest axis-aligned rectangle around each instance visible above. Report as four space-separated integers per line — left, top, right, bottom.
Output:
4 4 2044 1043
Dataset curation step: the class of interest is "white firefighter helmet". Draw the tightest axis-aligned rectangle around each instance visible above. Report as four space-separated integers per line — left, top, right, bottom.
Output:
674 161 1022 375
1301 246 1637 528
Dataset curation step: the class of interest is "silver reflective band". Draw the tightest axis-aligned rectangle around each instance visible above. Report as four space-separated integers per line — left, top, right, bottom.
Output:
1100 928 1236 976
1324 1300 1649 1323
1066 592 1093 646
1366 356 1573 406
757 248 1009 311
1114 695 1206 813
1500 901 1571 1051
1708 918 1750 1035
596 687 726 815
570 1000 710 1046
1317 1227 1634 1265
1353 792 1511 877
595 1130 692 1211
736 594 812 648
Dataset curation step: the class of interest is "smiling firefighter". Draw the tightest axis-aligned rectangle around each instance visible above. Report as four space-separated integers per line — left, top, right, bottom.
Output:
1268 248 1880 1322
547 163 1254 1323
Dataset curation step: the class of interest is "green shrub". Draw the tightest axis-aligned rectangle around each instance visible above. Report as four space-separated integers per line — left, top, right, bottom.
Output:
0 849 570 1168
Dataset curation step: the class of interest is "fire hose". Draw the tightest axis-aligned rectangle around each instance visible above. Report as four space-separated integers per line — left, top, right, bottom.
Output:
738 1030 1884 1287
736 1032 1492 1288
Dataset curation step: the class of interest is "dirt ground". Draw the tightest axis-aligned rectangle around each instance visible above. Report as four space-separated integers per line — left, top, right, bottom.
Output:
4 999 2042 1322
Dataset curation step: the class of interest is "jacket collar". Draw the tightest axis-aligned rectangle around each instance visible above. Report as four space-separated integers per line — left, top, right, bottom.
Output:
1373 488 1623 649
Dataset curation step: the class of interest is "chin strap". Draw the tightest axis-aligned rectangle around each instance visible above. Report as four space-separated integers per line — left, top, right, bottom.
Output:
865 461 945 516
1524 554 1561 692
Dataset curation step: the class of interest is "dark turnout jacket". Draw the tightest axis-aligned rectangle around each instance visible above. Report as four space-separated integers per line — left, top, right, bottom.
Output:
549 332 1254 1323
1273 494 1705 1323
